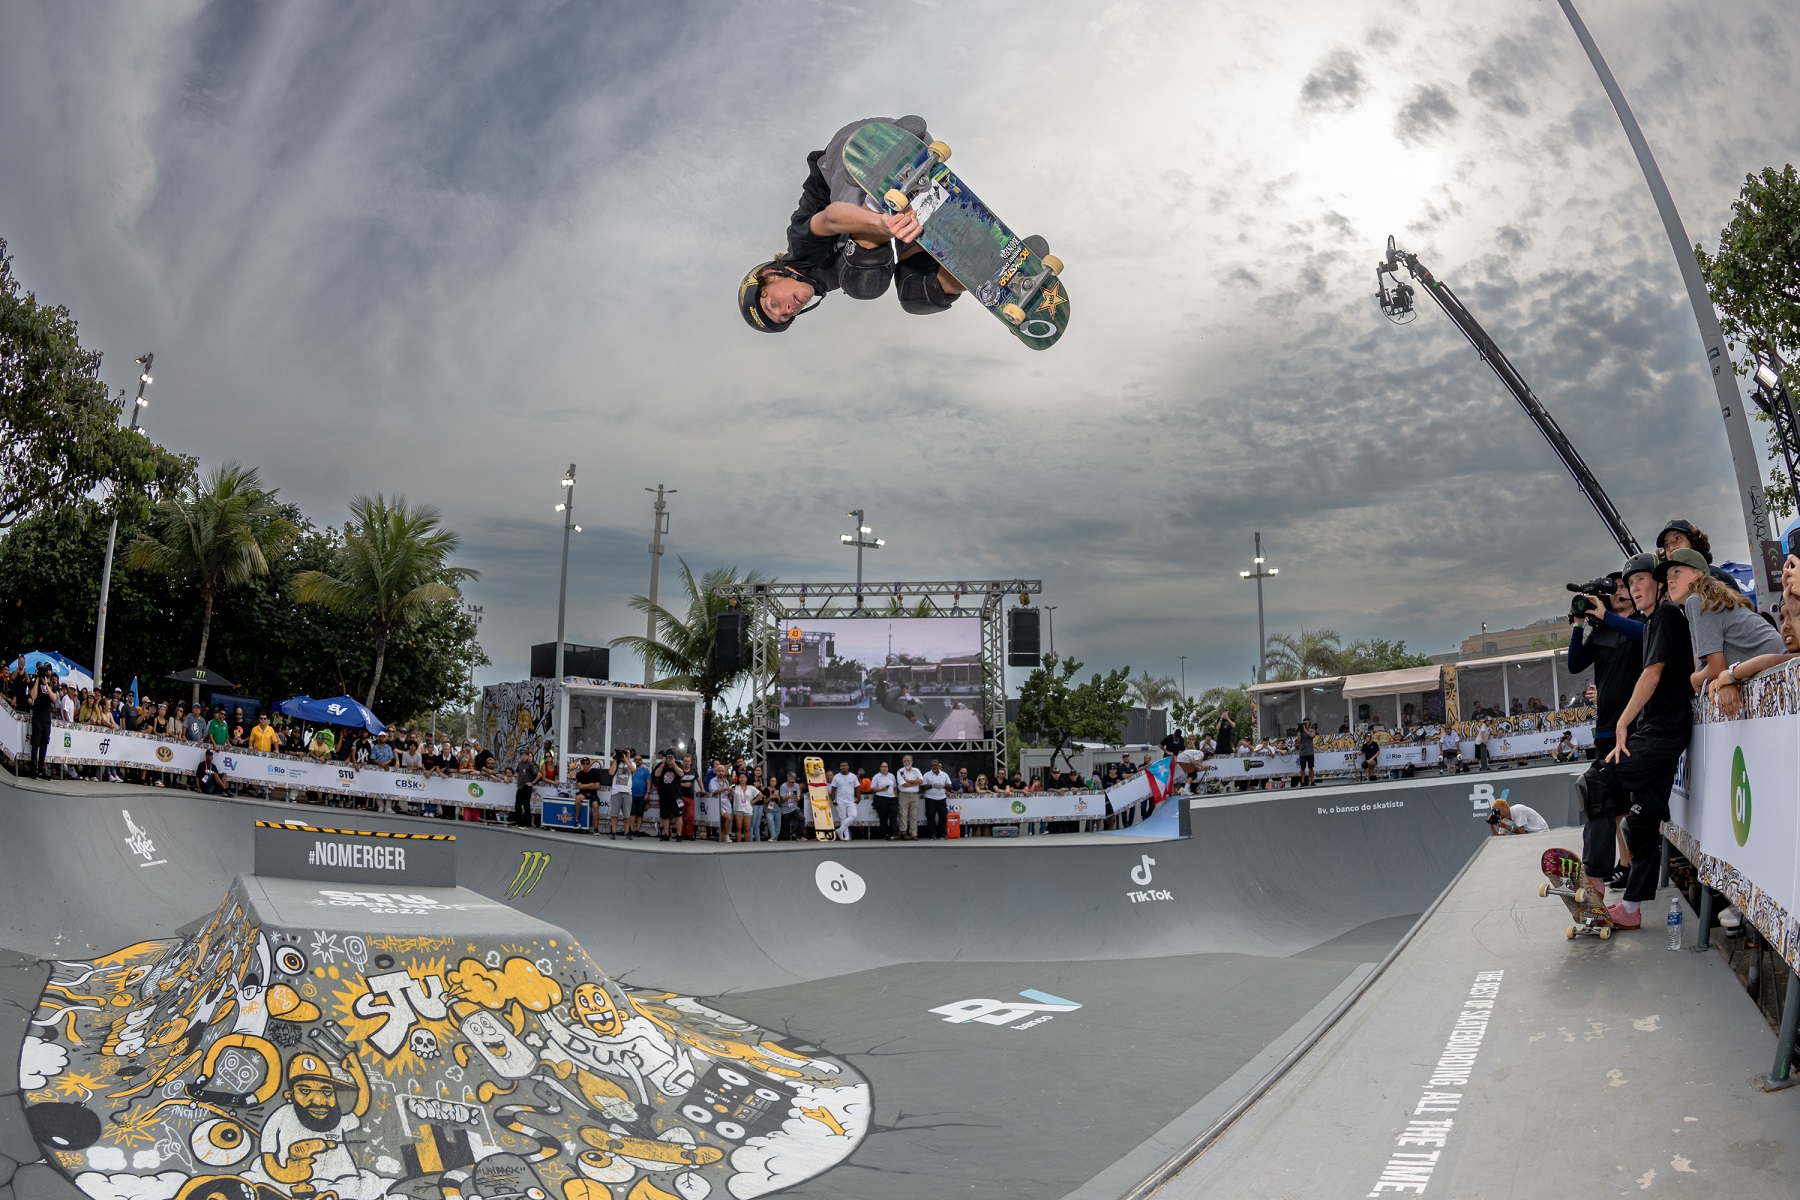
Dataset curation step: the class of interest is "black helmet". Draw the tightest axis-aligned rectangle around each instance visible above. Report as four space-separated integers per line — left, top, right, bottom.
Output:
1620 551 1657 581
738 259 820 333
1655 518 1712 562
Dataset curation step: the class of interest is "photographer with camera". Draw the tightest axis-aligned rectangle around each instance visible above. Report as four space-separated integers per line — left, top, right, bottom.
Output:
1565 558 1646 905
25 660 57 777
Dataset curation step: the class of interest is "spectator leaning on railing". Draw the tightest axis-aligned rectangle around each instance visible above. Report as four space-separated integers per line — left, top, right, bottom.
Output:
1706 521 1800 717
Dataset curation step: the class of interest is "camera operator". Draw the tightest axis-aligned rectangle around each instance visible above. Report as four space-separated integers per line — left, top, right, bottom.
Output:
1584 553 1695 930
1566 557 1646 904
27 662 56 777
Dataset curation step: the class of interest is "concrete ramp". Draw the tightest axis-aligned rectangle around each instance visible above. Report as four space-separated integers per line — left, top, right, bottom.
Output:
2 766 1582 1200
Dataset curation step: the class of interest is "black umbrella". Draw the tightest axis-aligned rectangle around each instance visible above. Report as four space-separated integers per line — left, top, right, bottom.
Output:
164 666 236 688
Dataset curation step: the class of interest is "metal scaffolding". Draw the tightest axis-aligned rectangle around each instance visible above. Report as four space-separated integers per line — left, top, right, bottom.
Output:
717 578 1042 777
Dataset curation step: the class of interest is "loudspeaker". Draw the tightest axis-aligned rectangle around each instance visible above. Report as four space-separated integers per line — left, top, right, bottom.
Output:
531 642 610 680
1007 607 1041 666
714 611 747 674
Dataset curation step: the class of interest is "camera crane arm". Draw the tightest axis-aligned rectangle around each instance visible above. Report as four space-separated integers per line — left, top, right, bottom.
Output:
1376 235 1641 558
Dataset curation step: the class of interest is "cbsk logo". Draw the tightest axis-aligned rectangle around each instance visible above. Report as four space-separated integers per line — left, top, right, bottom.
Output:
1469 783 1507 815
394 777 424 790
930 989 1082 1028
1730 746 1752 847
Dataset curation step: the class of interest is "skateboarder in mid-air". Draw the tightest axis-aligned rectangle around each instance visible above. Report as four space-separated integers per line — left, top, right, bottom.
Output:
740 116 980 332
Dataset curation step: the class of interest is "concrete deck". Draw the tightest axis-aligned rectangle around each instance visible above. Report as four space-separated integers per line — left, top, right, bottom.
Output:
1160 830 1800 1199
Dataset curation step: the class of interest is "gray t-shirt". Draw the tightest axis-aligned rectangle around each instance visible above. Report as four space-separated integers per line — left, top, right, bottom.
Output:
1683 595 1785 668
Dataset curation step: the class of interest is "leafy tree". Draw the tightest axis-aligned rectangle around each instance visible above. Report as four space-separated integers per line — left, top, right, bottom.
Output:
292 494 477 708
0 239 190 530
1340 638 1432 673
126 462 297 701
1127 670 1182 711
610 561 774 756
1696 164 1800 515
1263 628 1345 680
709 706 754 765
1014 653 1134 772
1194 684 1254 742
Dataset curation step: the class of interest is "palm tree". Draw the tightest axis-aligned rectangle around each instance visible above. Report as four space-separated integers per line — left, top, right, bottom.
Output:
292 494 477 709
126 461 297 703
1127 670 1182 712
1262 627 1346 681
610 560 773 754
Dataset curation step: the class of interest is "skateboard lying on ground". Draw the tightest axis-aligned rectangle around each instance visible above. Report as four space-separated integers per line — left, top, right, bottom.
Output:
842 122 1069 351
805 756 834 842
1538 846 1613 940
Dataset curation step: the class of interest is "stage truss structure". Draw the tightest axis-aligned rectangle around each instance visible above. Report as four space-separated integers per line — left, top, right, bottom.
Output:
718 578 1041 776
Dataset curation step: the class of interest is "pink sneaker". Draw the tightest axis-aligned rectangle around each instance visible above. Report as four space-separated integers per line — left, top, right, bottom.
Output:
1606 903 1641 929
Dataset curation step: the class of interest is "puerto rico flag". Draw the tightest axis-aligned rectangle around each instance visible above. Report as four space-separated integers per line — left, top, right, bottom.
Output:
1144 756 1173 803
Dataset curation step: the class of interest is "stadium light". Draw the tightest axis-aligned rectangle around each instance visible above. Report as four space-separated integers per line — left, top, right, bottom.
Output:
1240 531 1278 683
94 351 155 691
554 464 577 684
842 508 883 607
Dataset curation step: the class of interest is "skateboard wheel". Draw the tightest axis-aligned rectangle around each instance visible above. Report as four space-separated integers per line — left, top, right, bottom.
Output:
1573 886 1590 905
1538 883 1550 898
1000 303 1026 324
884 188 910 212
928 140 951 163
1599 926 1612 940
1565 925 1577 940
1041 254 1063 275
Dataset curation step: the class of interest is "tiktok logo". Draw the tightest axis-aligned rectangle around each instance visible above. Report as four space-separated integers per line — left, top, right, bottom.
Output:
1130 854 1155 885
1127 853 1171 905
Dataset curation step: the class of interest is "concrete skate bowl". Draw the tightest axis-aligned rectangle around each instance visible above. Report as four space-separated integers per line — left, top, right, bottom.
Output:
0 768 1579 1200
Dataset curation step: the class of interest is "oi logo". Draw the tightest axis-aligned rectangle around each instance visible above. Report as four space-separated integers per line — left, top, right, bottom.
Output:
1730 746 1752 847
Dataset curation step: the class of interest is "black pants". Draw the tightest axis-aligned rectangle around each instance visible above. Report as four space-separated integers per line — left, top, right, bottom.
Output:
1583 727 1688 903
924 797 948 839
873 796 897 838
514 786 534 827
30 718 51 775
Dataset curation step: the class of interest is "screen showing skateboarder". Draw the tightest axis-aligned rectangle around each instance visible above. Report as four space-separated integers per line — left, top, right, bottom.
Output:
777 617 983 742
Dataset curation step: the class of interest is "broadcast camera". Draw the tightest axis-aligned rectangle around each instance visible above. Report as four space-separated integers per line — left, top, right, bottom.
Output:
1564 574 1619 620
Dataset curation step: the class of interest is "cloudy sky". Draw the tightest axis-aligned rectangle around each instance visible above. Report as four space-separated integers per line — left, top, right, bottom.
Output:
3 0 1796 697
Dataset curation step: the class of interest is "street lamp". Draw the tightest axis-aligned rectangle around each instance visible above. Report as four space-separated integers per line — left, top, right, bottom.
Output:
1238 531 1278 683
93 352 154 691
1178 655 1187 697
840 508 884 607
464 603 483 741
554 465 580 684
644 484 675 684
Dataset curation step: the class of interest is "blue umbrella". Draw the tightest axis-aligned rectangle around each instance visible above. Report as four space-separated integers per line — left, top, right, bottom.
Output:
13 651 95 690
274 695 385 733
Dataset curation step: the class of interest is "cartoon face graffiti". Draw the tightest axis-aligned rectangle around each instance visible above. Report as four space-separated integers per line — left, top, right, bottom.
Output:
572 982 622 1038
459 1009 536 1078
289 1075 346 1133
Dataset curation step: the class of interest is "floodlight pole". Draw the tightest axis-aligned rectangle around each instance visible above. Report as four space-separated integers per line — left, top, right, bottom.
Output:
1178 655 1187 697
1557 0 1778 609
1043 606 1058 657
839 509 885 608
1239 532 1278 683
644 485 675 683
554 465 580 683
93 353 153 692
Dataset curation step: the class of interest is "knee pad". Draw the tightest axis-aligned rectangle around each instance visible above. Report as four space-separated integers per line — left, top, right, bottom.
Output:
838 239 894 300
895 254 957 315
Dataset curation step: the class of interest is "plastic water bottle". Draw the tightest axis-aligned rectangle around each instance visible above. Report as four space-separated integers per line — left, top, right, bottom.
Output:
1666 897 1682 951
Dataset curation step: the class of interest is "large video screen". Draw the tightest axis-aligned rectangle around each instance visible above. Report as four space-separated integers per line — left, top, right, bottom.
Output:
777 617 985 742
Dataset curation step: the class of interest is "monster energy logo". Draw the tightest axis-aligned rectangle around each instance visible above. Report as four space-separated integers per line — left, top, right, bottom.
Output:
507 850 552 898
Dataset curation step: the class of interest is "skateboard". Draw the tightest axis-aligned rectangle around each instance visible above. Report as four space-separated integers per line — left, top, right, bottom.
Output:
804 756 834 842
1538 846 1613 940
842 122 1069 351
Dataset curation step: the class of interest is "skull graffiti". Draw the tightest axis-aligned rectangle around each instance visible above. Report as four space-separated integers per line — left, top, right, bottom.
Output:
408 1029 441 1061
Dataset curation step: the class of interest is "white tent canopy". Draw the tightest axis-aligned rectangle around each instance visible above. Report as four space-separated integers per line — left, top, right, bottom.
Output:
1339 665 1443 698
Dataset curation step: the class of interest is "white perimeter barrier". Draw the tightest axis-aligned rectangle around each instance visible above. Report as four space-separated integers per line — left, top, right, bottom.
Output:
1668 658 1800 975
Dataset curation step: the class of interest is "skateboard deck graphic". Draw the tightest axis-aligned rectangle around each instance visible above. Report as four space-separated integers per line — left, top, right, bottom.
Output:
805 756 835 841
1538 846 1613 940
842 122 1068 351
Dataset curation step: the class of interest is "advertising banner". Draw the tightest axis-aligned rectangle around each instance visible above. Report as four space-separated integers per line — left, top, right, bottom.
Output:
1673 674 1800 973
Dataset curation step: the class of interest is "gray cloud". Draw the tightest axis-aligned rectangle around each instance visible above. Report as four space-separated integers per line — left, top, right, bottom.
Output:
1395 84 1461 144
1300 50 1368 112
0 0 1794 695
